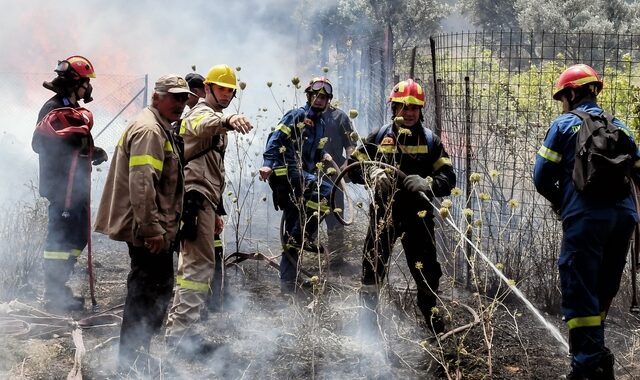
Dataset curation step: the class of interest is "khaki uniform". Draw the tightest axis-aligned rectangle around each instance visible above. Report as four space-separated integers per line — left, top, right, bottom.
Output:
95 106 183 246
165 99 234 338
95 105 183 368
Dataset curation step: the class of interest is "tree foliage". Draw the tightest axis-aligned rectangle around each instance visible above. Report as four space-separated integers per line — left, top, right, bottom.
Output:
459 0 640 34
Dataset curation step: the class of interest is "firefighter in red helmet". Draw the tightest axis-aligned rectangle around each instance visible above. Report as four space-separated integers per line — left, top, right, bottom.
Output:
535 64 639 379
32 55 107 313
349 78 456 334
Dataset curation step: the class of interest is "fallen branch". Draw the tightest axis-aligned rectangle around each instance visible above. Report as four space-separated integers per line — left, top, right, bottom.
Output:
439 301 481 341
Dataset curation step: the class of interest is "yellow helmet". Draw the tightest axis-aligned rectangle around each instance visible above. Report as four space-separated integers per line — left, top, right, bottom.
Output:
204 64 237 90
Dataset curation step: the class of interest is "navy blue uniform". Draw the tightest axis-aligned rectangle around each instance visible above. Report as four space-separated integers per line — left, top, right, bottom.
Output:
321 106 356 252
263 104 332 284
352 121 455 317
534 101 640 375
32 94 92 305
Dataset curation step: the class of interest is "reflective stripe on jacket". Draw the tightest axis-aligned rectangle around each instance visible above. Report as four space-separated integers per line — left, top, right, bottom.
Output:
262 104 326 178
179 98 233 208
95 106 183 245
533 101 640 220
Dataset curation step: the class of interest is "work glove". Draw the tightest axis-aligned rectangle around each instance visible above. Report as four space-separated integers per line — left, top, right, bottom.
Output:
403 174 431 193
92 146 108 165
367 166 392 192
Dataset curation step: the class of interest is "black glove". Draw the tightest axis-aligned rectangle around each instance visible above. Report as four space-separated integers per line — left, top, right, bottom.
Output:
403 174 430 193
92 146 108 165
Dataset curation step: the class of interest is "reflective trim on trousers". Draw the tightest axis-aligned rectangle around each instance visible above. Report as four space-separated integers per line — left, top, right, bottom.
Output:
175 275 210 293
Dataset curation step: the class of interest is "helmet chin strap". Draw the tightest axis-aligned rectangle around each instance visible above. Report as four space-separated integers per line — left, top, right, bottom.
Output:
210 85 235 110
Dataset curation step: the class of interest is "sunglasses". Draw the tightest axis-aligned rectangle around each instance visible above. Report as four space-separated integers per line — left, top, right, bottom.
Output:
169 93 190 102
310 81 333 95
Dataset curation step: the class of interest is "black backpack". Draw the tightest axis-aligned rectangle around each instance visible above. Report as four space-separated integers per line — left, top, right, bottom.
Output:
571 110 634 200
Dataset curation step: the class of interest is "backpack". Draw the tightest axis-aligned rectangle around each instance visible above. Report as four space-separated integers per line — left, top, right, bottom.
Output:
571 110 634 200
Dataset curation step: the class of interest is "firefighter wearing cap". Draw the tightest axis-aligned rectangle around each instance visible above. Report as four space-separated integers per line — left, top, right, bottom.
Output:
534 64 640 379
348 78 455 334
259 77 334 293
95 73 191 371
164 64 253 356
32 55 107 313
184 72 206 109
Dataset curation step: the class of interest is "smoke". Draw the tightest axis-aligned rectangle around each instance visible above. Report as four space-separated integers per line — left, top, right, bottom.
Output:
0 2 442 378
0 0 305 211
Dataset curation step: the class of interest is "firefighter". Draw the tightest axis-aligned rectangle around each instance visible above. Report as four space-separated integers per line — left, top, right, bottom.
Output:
349 78 455 334
95 74 191 371
534 64 640 379
164 64 252 357
32 55 107 313
259 77 334 293
320 100 356 268
185 72 205 109
182 71 228 315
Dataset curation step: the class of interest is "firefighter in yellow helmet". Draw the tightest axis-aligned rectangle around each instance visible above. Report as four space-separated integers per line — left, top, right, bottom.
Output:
165 64 253 357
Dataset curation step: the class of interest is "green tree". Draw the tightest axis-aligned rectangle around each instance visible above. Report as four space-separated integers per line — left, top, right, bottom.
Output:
516 0 640 34
459 0 519 31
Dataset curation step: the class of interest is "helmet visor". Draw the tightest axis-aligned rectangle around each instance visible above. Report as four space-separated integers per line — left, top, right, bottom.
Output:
310 81 333 96
55 60 71 74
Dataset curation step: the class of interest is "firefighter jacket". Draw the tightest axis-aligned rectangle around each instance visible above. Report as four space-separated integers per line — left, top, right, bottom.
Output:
262 104 327 180
321 106 356 168
95 106 183 246
351 122 456 198
178 98 235 208
32 95 92 203
533 101 640 221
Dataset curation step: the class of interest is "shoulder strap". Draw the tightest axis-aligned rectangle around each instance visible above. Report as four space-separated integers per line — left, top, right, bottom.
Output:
569 109 592 121
375 124 392 144
422 126 434 152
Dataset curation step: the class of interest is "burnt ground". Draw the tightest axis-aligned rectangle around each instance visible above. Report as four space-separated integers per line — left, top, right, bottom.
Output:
0 232 639 380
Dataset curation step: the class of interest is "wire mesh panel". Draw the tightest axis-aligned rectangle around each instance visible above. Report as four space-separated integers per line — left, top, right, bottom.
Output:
0 73 147 207
428 31 640 310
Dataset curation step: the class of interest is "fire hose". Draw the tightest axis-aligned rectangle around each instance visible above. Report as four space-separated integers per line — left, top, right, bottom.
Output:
330 160 421 225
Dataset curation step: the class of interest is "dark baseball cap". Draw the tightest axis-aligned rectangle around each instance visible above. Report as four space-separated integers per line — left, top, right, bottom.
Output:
185 73 205 90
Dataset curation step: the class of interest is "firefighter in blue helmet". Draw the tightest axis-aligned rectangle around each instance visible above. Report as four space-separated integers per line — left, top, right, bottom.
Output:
259 77 333 293
534 64 640 380
348 79 456 334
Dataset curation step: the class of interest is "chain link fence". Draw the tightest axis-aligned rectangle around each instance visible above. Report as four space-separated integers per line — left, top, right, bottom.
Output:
379 31 640 311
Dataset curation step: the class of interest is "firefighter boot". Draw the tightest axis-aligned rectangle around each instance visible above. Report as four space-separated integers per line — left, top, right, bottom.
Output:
43 260 84 313
567 348 615 379
166 334 224 360
44 285 84 313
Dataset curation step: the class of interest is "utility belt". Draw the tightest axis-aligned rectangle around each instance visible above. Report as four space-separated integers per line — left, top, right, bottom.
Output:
179 190 207 241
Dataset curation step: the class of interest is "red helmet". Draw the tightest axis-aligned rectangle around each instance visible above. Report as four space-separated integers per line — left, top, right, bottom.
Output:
389 79 425 106
35 107 94 139
56 55 96 79
305 76 333 98
553 64 602 100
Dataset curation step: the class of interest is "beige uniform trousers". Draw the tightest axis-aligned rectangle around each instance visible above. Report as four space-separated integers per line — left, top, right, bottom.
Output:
165 202 216 338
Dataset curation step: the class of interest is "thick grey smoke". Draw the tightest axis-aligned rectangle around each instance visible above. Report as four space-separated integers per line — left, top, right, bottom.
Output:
0 0 309 205
0 1 458 378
